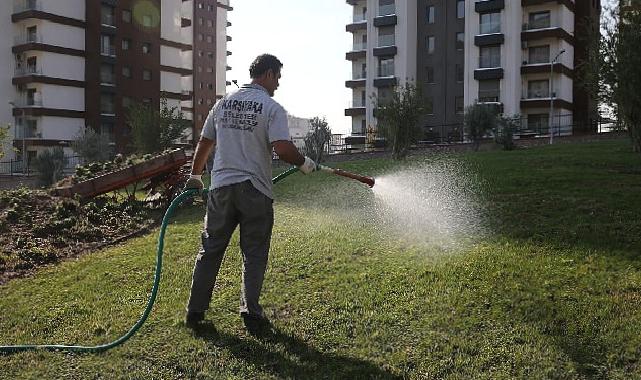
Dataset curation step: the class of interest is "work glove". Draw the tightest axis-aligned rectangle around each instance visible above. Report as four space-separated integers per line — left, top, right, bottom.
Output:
298 156 317 175
183 174 204 191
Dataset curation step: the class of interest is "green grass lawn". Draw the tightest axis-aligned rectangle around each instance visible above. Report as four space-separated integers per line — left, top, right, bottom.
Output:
1 139 641 379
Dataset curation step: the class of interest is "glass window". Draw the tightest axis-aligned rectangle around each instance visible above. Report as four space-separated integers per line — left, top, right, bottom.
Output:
143 69 151 81
142 14 152 27
527 79 550 98
100 94 114 114
122 38 130 50
100 63 114 84
528 45 550 64
426 97 434 115
122 96 132 108
122 66 131 78
426 66 434 83
142 42 151 54
456 32 464 50
378 26 395 47
455 96 464 114
480 12 501 34
27 26 38 43
426 6 435 24
378 57 394 77
457 1 465 19
101 35 114 56
479 46 501 68
528 11 551 30
122 10 132 23
101 5 115 26
478 79 500 102
378 0 395 16
455 64 464 82
426 36 435 54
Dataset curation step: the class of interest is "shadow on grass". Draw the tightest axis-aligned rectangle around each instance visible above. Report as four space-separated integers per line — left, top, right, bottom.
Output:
193 322 401 379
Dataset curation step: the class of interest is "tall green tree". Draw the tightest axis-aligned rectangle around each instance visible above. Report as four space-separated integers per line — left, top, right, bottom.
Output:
373 82 427 160
71 127 112 163
581 4 641 153
0 124 9 160
464 103 499 151
303 117 332 163
127 98 189 154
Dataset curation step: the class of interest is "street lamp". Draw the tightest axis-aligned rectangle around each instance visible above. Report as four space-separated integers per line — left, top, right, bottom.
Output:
549 49 566 144
8 101 26 174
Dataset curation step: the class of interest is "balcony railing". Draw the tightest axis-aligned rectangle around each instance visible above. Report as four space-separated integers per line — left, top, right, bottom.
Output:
13 98 43 107
14 33 42 45
351 42 367 51
14 66 43 76
13 0 41 13
478 90 500 103
378 34 395 47
378 4 395 16
522 22 553 31
479 55 501 68
100 46 116 56
378 64 395 77
348 100 366 108
352 13 367 23
479 23 501 34
351 71 367 80
101 12 115 27
100 73 115 85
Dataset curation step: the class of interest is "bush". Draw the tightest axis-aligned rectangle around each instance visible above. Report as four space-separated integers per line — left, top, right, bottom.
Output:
32 147 67 187
303 117 332 163
71 127 112 164
495 115 519 151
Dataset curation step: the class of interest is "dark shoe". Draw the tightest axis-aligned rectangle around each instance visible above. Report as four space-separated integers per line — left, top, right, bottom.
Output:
241 313 271 337
185 311 205 328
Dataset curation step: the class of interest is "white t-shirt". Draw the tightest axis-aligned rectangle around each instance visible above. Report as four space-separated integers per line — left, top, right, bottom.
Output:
201 84 290 199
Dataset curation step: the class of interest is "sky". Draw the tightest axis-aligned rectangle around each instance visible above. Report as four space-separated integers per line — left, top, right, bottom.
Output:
225 0 353 134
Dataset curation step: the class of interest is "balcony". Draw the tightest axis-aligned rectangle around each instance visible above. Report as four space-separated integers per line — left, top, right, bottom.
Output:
101 13 116 28
14 33 42 46
14 66 43 77
345 72 366 88
475 0 505 13
13 97 43 108
346 14 367 32
521 62 574 78
345 100 366 116
100 45 116 57
521 26 575 45
13 0 42 13
521 0 575 12
378 4 395 16
346 42 367 61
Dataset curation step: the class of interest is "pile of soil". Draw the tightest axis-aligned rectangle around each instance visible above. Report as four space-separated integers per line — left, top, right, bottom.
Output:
0 187 158 285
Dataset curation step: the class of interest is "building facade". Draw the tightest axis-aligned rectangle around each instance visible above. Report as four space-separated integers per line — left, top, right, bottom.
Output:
2 0 231 167
345 0 601 141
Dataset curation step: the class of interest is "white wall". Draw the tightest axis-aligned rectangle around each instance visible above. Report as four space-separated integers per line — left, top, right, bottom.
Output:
160 45 183 68
39 116 84 141
32 84 84 111
161 71 182 93
14 19 84 51
216 1 229 98
1 2 16 159
21 52 85 81
40 0 85 21
161 0 182 43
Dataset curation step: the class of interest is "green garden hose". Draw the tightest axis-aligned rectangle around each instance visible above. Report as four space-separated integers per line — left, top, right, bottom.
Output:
0 166 300 354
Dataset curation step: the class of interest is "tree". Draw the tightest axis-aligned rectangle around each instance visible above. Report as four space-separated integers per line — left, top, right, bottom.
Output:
303 117 332 163
464 103 499 151
581 4 641 153
71 127 112 164
32 147 66 187
373 82 427 160
494 114 519 151
0 124 9 160
127 98 189 154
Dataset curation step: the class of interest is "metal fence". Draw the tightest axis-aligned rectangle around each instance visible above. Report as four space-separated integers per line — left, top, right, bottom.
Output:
0 155 83 175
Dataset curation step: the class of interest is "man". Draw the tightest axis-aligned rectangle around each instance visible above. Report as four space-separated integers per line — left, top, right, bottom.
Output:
183 54 316 334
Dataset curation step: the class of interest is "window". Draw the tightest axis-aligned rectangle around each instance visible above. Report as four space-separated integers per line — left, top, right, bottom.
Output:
378 26 395 47
528 11 551 30
426 6 435 24
142 14 152 27
207 52 214 59
457 1 465 19
426 97 434 115
528 45 550 64
455 64 464 82
122 66 131 78
27 26 37 43
122 96 132 108
455 96 464 114
121 38 130 50
197 34 203 41
101 35 114 56
206 67 213 73
207 5 213 11
426 66 434 83
479 46 501 68
142 42 151 54
206 35 213 43
101 5 115 26
142 69 151 81
26 56 37 74
456 32 464 51
207 20 213 27
527 80 549 98
122 10 132 23
480 12 501 34
199 82 203 89
478 79 500 102
142 98 151 105
379 0 395 16
100 123 114 141
198 50 203 57
426 36 435 54
207 83 213 90
378 88 393 105
100 94 115 115
378 57 394 77
100 63 114 84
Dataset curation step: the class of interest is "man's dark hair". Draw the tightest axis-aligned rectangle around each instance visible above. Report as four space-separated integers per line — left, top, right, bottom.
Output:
249 54 283 79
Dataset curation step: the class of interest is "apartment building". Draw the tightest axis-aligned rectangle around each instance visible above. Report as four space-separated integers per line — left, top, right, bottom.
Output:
345 0 600 141
465 0 600 136
345 0 417 136
1 0 231 167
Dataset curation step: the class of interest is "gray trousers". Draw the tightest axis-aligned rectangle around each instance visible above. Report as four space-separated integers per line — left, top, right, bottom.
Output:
186 180 274 317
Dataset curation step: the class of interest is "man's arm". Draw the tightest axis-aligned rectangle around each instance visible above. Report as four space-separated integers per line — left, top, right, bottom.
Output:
190 137 216 175
272 140 304 166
